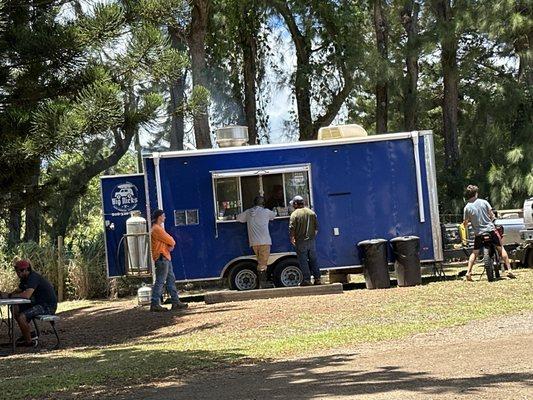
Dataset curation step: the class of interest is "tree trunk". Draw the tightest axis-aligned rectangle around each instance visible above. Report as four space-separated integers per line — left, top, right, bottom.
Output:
516 15 533 87
168 27 187 151
373 0 389 133
272 1 314 141
23 157 41 243
239 3 259 145
169 73 187 150
188 0 212 149
295 53 314 141
273 1 355 141
7 207 22 249
512 1 532 86
433 0 459 170
134 131 143 173
401 0 420 131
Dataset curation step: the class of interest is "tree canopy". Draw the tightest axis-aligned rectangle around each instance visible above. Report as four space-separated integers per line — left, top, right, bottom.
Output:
0 0 531 248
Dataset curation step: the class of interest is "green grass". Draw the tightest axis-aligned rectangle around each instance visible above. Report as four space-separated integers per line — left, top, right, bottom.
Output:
56 299 108 313
1 269 532 399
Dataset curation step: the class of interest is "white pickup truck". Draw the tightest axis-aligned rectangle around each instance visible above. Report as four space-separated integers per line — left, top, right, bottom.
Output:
516 198 533 267
494 210 525 246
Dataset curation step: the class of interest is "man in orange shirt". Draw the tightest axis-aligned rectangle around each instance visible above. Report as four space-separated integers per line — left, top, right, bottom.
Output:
150 209 188 312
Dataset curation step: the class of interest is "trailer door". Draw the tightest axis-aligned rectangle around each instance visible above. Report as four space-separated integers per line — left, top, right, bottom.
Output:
325 192 356 266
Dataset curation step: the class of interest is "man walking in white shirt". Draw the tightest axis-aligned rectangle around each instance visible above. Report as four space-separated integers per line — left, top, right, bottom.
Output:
237 195 277 288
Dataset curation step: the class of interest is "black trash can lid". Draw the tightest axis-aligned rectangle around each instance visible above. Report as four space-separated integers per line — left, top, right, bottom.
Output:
390 235 420 242
357 238 387 246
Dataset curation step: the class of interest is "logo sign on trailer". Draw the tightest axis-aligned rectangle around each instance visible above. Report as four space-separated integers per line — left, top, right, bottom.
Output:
101 174 147 277
111 182 139 212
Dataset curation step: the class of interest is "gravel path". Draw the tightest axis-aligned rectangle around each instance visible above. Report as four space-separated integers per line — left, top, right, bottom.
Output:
99 311 533 400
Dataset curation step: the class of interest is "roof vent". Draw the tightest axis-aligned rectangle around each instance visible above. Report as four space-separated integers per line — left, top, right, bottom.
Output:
318 124 368 140
216 126 249 147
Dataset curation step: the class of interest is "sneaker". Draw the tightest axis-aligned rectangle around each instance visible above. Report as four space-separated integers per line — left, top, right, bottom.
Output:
300 280 312 287
17 338 38 348
314 279 322 286
16 332 38 344
171 301 189 311
506 271 516 279
150 304 169 312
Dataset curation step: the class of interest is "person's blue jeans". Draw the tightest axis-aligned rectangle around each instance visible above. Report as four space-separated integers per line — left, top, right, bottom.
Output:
151 257 180 306
295 239 320 282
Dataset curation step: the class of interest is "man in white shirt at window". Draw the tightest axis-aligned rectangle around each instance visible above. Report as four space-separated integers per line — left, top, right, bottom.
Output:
237 195 277 288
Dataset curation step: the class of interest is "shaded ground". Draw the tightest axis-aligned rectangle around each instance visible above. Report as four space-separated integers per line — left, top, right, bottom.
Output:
87 312 533 400
1 269 532 399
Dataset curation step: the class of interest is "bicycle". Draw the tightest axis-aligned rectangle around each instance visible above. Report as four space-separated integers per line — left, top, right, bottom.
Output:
478 225 504 282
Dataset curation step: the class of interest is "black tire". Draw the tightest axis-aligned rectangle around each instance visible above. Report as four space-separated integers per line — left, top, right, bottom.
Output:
494 251 501 279
483 247 495 282
273 258 303 287
228 262 258 291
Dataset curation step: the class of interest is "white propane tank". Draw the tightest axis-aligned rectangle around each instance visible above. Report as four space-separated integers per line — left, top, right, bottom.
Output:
137 283 152 306
126 211 149 273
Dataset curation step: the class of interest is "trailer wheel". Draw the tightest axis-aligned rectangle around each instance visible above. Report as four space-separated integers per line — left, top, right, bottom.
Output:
228 262 258 291
273 259 303 287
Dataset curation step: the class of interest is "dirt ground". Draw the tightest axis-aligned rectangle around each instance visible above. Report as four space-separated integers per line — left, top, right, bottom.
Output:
4 273 531 399
94 311 533 400
42 302 532 400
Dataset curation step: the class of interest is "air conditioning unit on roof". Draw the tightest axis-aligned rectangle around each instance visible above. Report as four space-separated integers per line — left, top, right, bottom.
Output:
318 124 368 140
216 125 249 147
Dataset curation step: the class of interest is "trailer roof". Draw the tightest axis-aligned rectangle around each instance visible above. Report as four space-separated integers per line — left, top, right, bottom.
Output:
145 130 432 159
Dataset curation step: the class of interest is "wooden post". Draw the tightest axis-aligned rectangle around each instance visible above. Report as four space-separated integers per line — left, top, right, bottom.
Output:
85 260 90 299
57 236 64 302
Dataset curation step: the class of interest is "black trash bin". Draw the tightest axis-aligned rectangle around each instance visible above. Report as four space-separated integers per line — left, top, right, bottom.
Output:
390 236 421 287
357 238 390 289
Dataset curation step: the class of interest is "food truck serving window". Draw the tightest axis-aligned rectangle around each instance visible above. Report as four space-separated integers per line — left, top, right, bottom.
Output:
212 164 312 221
214 177 241 221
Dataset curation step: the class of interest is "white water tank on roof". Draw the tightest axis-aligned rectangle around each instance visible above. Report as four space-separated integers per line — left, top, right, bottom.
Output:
318 124 368 140
216 126 249 147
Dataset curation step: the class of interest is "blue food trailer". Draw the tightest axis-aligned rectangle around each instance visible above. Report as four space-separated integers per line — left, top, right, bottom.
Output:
101 130 443 290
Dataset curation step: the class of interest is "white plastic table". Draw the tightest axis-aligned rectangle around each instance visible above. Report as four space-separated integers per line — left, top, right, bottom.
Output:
0 298 31 353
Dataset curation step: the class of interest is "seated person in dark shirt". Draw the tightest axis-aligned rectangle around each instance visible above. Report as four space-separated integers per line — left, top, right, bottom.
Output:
0 260 58 346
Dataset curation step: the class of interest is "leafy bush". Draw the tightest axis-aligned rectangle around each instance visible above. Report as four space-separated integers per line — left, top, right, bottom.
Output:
0 258 18 292
0 235 110 300
0 242 59 292
65 232 109 299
